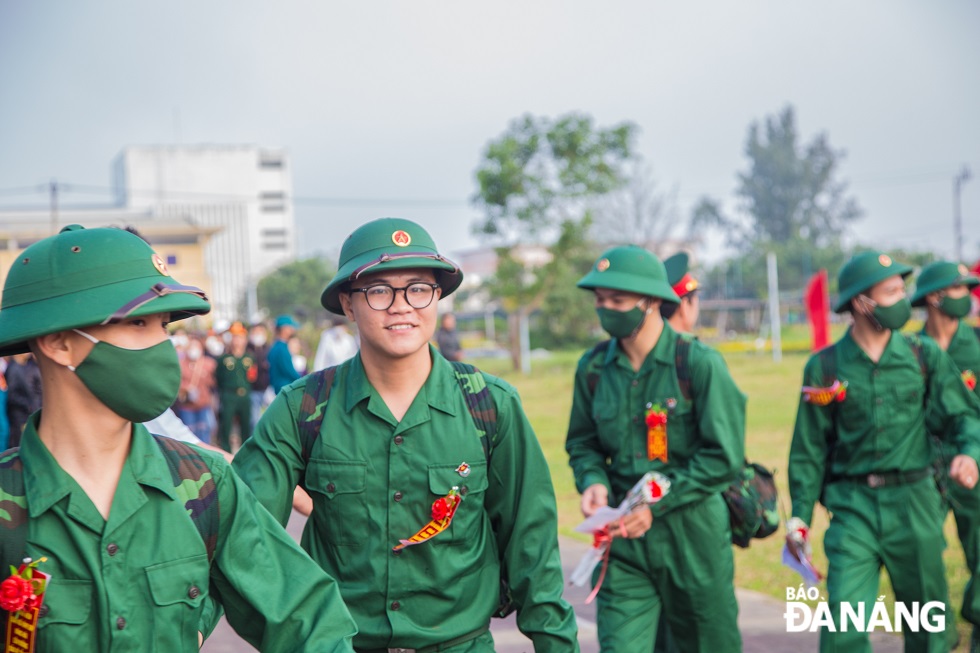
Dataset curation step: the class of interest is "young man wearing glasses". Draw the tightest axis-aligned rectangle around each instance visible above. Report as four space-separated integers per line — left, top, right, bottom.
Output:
234 217 579 652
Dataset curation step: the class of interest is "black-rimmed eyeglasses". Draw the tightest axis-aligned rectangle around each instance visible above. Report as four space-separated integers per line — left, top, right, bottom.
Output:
349 283 440 311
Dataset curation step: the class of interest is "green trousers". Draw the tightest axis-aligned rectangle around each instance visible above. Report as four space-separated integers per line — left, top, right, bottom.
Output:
821 476 951 653
217 391 252 452
595 493 740 652
937 448 980 632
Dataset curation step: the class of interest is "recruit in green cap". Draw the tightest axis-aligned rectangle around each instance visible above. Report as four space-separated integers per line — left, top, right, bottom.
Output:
0 224 211 356
910 260 980 306
663 251 699 300
577 245 680 303
834 250 913 313
321 217 462 315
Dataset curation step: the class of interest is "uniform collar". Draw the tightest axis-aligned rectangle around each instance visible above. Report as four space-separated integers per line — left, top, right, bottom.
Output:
839 327 909 365
21 414 178 518
343 345 459 418
606 322 678 372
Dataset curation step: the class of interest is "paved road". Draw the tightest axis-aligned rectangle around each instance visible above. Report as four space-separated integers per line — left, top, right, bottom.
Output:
203 512 903 652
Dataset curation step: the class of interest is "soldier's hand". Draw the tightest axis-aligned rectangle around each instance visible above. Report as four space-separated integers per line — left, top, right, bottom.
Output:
611 506 653 539
581 484 609 517
950 454 979 489
785 516 812 559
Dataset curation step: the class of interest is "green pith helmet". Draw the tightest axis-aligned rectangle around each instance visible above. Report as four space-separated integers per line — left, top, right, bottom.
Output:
577 245 680 303
321 217 462 315
0 225 211 356
834 250 913 313
910 260 980 306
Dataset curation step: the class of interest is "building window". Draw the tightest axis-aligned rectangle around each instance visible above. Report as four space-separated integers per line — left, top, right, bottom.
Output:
262 242 288 251
261 229 288 237
258 155 283 169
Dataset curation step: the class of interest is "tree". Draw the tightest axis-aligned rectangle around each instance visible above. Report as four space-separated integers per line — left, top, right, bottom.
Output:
691 105 863 297
472 113 639 369
591 158 679 246
256 257 335 323
692 105 862 249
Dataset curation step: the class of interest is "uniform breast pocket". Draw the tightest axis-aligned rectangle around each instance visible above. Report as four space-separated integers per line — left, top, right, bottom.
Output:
428 461 489 546
306 459 367 546
888 384 924 426
592 404 622 455
36 578 94 652
146 555 210 649
665 402 697 460
838 384 867 430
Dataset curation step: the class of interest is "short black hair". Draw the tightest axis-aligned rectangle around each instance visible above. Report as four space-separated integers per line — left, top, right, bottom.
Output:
659 291 697 320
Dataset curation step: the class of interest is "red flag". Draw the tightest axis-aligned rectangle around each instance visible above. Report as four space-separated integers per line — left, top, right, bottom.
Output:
805 270 830 351
972 262 980 303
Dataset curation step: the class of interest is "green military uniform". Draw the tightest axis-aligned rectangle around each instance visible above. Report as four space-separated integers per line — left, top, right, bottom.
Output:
914 261 980 637
6 417 356 652
233 217 577 652
0 225 357 652
215 351 255 451
235 349 577 652
567 246 745 652
789 251 980 653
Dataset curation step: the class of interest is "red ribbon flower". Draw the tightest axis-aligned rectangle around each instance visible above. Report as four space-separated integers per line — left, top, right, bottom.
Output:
432 495 458 522
0 557 48 614
963 370 977 392
644 405 667 428
0 575 34 613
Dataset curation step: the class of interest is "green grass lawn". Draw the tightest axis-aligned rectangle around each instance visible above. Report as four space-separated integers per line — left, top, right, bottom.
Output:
472 340 973 647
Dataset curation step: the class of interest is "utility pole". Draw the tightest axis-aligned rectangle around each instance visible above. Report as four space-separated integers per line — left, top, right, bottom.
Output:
954 166 972 262
49 179 59 235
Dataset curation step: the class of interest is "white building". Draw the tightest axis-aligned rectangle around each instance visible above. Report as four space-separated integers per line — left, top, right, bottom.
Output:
114 145 296 320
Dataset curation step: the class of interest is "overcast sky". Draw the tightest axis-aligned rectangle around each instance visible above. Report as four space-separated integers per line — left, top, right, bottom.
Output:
1 1 977 266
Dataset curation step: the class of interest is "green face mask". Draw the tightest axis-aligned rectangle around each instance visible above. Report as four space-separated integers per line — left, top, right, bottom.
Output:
939 295 972 319
869 296 912 331
597 303 648 339
69 330 182 423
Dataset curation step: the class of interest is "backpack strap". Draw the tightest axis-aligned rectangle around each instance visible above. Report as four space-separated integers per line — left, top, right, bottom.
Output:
675 334 693 401
1 440 220 568
153 436 220 564
296 364 497 461
450 361 497 460
299 367 338 467
902 333 927 379
585 340 612 396
0 448 27 573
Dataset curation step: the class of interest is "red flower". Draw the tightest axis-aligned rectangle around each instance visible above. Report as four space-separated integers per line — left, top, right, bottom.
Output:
431 497 454 522
964 371 977 391
0 575 35 613
644 405 667 428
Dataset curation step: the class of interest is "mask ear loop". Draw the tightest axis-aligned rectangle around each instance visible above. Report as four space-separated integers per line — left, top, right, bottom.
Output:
67 329 100 371
854 295 884 332
627 297 654 339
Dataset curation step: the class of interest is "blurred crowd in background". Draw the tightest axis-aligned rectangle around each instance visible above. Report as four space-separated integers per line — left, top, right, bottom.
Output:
0 310 466 452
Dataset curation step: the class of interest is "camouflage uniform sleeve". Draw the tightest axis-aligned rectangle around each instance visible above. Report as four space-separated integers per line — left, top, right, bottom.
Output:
486 378 580 652
232 381 308 525
208 458 358 652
